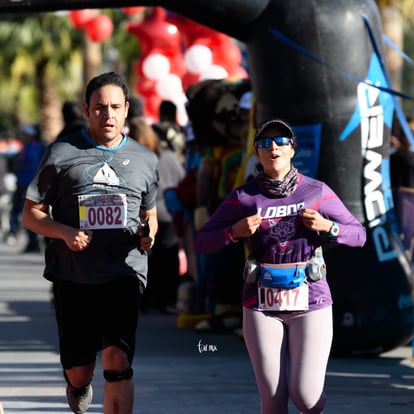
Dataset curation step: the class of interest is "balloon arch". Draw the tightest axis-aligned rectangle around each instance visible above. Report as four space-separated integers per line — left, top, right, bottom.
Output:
1 0 413 355
67 6 249 124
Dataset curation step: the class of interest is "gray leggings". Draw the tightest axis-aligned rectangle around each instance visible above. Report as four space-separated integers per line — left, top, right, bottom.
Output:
243 306 333 414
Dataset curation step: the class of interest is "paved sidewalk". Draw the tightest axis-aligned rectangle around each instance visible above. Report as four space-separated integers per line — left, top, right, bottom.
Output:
0 234 413 413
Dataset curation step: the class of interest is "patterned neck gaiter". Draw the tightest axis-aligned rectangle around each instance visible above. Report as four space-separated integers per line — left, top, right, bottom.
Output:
256 166 299 198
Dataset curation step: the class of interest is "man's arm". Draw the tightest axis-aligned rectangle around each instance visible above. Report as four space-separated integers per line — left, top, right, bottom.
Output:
139 206 158 251
22 199 93 252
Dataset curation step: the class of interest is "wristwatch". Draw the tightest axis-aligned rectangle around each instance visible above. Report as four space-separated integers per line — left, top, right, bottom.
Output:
329 221 340 238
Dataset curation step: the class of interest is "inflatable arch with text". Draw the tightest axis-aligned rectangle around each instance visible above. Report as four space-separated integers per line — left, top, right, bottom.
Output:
1 0 412 355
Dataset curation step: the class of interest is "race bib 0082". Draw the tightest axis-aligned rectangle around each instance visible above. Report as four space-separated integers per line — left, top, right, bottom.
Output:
78 193 127 230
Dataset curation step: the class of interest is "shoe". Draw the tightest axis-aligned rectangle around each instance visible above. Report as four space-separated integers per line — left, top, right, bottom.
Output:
66 383 93 414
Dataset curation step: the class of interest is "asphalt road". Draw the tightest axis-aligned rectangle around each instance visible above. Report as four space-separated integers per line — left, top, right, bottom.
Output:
0 233 413 413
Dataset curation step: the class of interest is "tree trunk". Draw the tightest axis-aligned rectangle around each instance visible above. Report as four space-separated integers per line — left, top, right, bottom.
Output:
83 33 102 85
37 61 63 145
379 3 403 91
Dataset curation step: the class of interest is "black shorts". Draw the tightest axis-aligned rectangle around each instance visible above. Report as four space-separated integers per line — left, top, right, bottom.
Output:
53 277 142 370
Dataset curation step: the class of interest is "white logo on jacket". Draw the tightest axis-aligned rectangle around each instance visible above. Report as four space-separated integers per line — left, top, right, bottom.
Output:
258 202 304 219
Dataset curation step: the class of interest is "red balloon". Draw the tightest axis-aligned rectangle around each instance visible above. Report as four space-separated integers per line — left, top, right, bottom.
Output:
213 35 242 71
191 34 242 73
143 93 162 121
126 7 181 58
136 76 157 98
227 66 249 80
192 36 216 49
69 9 97 29
163 49 186 78
122 7 146 15
166 13 218 49
181 71 201 90
85 14 114 43
133 59 143 76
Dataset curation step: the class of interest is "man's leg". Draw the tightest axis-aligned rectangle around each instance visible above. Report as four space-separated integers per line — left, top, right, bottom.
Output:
64 364 95 414
53 280 98 414
65 364 95 388
100 278 141 414
102 346 134 414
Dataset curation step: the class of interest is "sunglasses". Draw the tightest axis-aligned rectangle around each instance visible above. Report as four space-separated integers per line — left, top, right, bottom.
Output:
255 136 292 149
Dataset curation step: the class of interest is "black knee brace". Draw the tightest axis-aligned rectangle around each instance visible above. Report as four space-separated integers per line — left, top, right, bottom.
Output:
103 367 134 382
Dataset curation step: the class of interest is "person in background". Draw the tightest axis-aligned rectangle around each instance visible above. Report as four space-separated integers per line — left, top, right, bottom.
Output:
123 96 144 136
0 152 8 238
238 91 259 183
390 117 414 187
56 101 87 140
127 96 144 120
195 119 366 413
163 123 207 318
8 125 44 252
239 91 252 142
0 131 22 241
193 105 246 332
129 115 186 313
22 72 159 414
128 116 158 153
152 100 186 165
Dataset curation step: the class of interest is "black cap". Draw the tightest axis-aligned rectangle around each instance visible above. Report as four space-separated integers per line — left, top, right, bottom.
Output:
254 119 296 148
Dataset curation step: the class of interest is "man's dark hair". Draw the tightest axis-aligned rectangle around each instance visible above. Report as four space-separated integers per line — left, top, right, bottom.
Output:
85 72 129 105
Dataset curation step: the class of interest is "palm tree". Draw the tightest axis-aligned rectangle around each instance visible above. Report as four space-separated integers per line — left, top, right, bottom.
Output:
376 0 414 114
0 9 142 142
377 0 403 91
399 1 414 115
0 12 83 143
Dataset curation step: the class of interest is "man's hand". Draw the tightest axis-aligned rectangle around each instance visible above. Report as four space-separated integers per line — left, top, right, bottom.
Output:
64 230 93 252
138 218 154 252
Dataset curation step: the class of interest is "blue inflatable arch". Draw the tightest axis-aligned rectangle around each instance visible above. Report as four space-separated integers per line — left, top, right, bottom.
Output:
2 0 412 355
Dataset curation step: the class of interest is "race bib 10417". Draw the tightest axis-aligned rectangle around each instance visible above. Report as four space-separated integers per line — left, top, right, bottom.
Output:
258 282 309 311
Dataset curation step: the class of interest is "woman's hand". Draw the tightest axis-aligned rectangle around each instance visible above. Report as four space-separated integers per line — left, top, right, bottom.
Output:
300 208 332 233
231 213 262 239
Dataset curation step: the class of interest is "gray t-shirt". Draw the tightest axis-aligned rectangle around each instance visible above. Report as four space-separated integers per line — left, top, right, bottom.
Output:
26 129 159 287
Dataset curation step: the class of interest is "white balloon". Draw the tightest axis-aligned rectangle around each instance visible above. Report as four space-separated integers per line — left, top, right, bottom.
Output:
172 93 189 126
200 64 229 81
156 74 183 100
173 92 188 106
142 54 170 80
184 45 213 75
176 104 188 126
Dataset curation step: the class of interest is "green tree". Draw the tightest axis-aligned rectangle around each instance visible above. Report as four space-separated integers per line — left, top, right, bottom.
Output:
376 0 414 115
400 1 414 115
0 9 142 142
0 12 83 142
